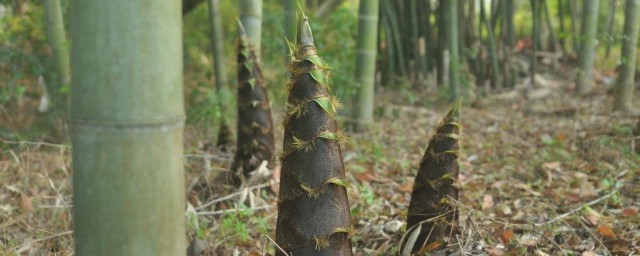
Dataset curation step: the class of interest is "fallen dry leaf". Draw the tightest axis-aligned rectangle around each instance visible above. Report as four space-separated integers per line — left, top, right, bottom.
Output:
485 246 504 256
622 208 637 217
500 229 515 244
582 251 596 256
355 170 378 183
596 224 617 239
19 193 33 213
482 194 495 210
398 178 414 193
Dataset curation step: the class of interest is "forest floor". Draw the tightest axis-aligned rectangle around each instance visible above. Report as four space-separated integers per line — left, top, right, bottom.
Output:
1 73 639 255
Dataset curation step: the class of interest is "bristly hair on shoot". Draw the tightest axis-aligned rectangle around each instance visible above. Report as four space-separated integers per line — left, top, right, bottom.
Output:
274 8 353 256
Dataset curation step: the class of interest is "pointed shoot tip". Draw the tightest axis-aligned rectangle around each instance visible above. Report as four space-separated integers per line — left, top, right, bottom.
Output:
448 98 462 119
236 18 247 37
299 18 314 47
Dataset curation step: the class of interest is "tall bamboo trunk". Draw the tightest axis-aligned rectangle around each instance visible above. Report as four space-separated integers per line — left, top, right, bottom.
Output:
43 0 71 108
354 0 379 131
231 22 275 178
403 102 461 254
504 0 516 47
481 1 501 91
207 0 233 149
437 1 448 87
558 0 567 52
575 0 600 95
275 16 353 255
448 0 460 100
569 0 579 53
381 0 407 78
542 0 558 52
70 0 185 255
604 0 618 58
613 0 640 112
531 0 540 88
240 0 263 57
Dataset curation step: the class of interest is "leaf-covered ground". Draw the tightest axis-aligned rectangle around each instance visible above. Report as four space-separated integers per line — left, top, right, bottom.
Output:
1 77 639 255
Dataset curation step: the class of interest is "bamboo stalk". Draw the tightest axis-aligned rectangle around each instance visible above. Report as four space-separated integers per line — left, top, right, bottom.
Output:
569 0 579 53
448 0 460 100
382 0 407 77
70 0 185 254
481 0 501 91
531 0 540 88
613 0 639 112
43 0 70 107
604 0 618 58
240 0 263 57
575 0 600 95
354 0 380 130
558 0 567 52
207 0 233 149
542 0 558 52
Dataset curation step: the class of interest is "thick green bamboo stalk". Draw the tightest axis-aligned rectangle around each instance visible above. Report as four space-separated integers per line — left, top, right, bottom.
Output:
424 0 433 72
207 0 233 148
403 102 461 254
604 0 618 58
70 0 185 255
613 0 640 112
635 120 640 154
276 15 353 255
504 0 515 47
569 0 579 53
448 0 460 100
490 0 502 37
531 0 539 88
575 0 600 95
355 0 380 130
542 0 558 51
437 0 448 87
383 18 397 83
381 0 407 77
558 0 566 51
409 0 423 82
232 22 275 177
481 2 501 91
465 0 477 49
240 0 263 56
43 0 71 100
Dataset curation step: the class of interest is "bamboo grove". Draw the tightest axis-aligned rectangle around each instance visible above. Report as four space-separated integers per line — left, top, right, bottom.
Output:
56 0 639 255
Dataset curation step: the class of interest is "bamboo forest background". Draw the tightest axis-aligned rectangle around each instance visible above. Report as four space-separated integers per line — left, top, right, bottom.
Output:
1 0 640 255
1 1 637 140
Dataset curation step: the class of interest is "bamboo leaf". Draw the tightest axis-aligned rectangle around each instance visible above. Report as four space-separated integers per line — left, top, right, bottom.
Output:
326 177 353 189
248 78 256 90
312 96 336 116
400 224 422 256
304 55 330 69
309 69 328 87
318 130 343 141
285 37 297 62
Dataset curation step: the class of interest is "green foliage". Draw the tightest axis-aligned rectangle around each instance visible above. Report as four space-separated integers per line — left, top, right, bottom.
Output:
0 3 51 105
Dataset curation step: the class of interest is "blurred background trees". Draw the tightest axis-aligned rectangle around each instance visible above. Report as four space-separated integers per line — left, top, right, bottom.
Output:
1 0 638 141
